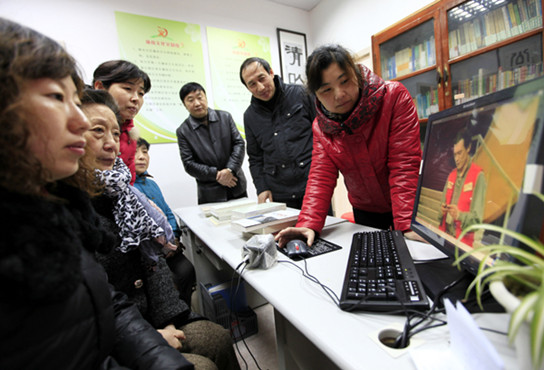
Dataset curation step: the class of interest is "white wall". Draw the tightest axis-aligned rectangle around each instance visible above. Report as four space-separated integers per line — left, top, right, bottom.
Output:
0 0 436 211
0 0 311 209
309 0 436 58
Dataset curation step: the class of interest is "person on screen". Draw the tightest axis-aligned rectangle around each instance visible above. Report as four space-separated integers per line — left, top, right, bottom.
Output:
93 59 151 185
176 82 248 205
0 18 193 369
438 128 486 246
275 44 422 247
239 57 316 209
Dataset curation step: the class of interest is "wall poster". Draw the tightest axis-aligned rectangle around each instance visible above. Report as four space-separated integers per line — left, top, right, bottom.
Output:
206 27 271 135
115 11 206 143
277 28 307 85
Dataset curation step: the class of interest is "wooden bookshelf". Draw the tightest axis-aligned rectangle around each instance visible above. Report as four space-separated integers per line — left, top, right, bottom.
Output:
372 0 544 131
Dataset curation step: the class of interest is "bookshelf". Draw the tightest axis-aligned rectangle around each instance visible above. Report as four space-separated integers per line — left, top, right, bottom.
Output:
372 0 543 136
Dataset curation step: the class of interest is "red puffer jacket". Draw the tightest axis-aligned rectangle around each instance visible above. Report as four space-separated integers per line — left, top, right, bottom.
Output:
120 119 137 185
296 66 421 233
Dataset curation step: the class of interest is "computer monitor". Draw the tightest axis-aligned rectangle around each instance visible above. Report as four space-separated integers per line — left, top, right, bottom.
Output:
411 76 544 307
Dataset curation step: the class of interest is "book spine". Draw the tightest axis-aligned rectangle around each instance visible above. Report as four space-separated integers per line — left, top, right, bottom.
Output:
502 6 513 38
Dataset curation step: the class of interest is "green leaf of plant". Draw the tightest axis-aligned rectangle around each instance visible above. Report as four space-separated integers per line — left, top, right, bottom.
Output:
510 291 537 341
460 223 544 257
530 285 544 369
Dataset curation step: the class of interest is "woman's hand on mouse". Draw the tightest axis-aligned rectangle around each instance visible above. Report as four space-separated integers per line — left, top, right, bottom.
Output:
275 227 315 248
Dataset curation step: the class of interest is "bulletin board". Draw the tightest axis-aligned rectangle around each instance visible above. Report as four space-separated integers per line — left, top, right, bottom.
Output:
206 27 271 135
115 11 206 144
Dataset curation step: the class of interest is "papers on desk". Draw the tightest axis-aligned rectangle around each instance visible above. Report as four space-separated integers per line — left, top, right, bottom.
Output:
445 299 504 370
410 300 504 370
231 208 299 234
405 239 448 262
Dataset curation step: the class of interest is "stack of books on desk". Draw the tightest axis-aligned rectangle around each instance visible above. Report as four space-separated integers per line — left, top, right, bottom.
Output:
230 202 286 220
201 198 256 224
231 208 300 234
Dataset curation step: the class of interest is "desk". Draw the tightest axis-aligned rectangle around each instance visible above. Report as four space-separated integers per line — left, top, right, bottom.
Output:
175 205 517 369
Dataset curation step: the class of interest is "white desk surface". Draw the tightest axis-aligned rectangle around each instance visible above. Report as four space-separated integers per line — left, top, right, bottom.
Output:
175 205 517 370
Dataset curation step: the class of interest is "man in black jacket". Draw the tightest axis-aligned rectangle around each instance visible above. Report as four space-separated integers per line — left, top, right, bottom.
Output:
240 58 315 209
176 82 247 204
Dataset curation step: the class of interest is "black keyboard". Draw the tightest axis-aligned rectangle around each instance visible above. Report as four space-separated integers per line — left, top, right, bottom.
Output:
339 230 429 312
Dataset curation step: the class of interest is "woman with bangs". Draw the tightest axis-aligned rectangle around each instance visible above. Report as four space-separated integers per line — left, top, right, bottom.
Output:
93 59 151 185
276 44 423 247
0 18 192 370
80 88 240 370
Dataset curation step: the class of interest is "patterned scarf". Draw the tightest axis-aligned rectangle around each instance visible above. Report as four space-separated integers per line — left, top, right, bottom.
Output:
316 64 386 136
98 158 164 257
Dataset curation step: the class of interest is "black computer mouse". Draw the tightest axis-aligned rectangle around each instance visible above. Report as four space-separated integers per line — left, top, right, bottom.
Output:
285 239 310 258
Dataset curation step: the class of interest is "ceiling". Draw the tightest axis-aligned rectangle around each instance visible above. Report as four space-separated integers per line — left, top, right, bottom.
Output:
265 0 322 11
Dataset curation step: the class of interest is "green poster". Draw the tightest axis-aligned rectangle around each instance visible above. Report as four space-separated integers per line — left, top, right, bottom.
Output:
206 27 271 136
115 11 206 143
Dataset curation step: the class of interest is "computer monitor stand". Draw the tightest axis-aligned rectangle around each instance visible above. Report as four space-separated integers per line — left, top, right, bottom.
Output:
415 258 504 313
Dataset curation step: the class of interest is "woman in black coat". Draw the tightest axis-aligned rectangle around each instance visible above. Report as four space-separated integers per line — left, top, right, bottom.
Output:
80 89 240 370
0 18 193 370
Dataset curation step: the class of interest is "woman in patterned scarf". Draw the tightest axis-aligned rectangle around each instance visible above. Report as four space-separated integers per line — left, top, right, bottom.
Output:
0 18 192 369
276 44 423 248
80 88 240 370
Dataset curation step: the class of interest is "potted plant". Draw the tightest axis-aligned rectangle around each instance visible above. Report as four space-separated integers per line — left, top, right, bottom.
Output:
453 193 544 370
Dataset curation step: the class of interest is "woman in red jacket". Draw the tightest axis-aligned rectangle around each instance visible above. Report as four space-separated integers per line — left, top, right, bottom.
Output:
93 60 150 185
276 44 422 247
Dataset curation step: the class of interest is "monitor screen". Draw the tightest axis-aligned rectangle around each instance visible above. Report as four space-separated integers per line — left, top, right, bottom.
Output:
411 77 544 276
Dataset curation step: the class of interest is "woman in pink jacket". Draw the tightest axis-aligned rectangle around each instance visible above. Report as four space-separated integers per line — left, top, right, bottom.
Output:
276 44 422 247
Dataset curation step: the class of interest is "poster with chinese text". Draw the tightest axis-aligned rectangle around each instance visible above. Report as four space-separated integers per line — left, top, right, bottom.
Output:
115 11 206 143
206 27 271 135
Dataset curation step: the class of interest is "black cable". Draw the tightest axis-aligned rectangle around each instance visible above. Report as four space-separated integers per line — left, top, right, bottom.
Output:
284 252 466 349
278 256 472 350
478 327 508 336
230 261 248 370
235 264 257 364
408 320 448 338
395 273 469 347
277 259 341 306
301 258 341 304
231 261 262 370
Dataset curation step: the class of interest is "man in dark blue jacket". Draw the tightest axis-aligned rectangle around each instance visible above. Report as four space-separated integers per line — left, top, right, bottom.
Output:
240 58 315 209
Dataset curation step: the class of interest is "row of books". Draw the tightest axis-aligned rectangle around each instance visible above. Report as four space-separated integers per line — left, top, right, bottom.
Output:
452 64 543 104
413 87 439 119
381 35 436 80
449 0 542 58
201 198 299 233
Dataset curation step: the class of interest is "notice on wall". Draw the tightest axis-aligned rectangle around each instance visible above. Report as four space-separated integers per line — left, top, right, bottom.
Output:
115 11 206 143
206 27 271 135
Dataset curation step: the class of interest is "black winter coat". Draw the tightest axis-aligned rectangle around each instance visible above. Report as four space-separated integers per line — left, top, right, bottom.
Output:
0 183 193 370
176 108 247 204
243 76 315 201
92 195 202 330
